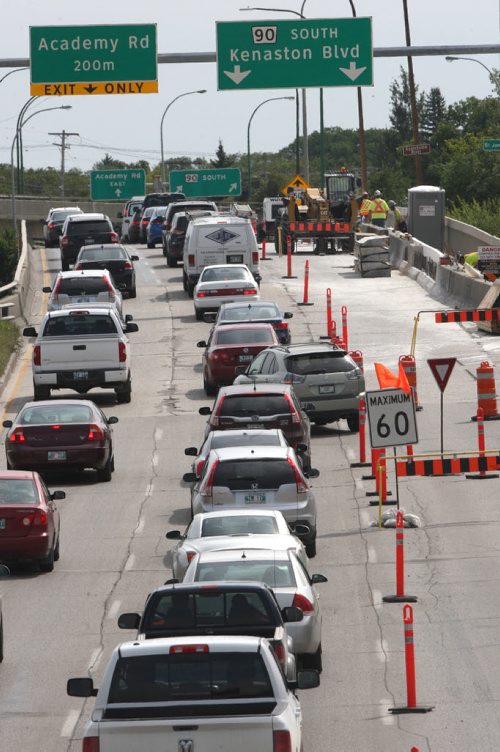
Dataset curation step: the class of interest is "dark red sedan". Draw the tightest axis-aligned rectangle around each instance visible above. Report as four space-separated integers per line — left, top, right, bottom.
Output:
3 399 118 482
0 470 64 572
197 323 278 396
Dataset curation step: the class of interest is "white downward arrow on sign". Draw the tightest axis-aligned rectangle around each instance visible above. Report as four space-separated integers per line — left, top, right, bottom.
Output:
224 65 251 85
339 62 367 82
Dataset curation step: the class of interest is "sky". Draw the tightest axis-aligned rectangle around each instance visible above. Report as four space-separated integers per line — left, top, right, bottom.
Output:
1 0 499 175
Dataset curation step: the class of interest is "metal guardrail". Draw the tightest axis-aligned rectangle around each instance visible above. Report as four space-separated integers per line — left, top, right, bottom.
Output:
0 221 27 316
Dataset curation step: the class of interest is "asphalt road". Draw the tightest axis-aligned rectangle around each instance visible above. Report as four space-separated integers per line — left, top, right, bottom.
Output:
1 238 500 752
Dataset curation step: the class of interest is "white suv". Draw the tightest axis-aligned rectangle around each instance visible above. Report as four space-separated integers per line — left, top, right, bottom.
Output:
43 270 123 320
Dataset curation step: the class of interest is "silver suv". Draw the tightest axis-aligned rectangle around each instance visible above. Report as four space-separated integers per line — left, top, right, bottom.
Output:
234 342 364 430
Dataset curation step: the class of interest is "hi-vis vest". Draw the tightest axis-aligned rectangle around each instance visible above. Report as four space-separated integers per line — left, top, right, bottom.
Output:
359 199 371 216
371 199 388 219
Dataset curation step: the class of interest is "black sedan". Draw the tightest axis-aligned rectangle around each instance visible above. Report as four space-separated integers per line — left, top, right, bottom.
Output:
207 301 293 344
74 244 139 298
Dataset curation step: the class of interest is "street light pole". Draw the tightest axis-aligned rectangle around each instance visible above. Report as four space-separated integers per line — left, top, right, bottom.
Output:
247 97 295 200
445 56 500 96
160 90 206 190
16 96 37 193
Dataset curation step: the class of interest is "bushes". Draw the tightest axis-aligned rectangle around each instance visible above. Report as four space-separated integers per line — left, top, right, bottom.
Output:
0 319 19 377
0 228 18 287
449 198 500 238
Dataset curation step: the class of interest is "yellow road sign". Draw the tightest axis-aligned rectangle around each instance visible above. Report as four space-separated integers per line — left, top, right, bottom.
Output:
30 81 158 96
281 174 310 196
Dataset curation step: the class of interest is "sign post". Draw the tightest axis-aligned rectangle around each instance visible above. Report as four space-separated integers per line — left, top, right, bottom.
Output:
30 24 158 96
169 168 241 198
427 358 457 455
216 18 373 90
90 169 145 201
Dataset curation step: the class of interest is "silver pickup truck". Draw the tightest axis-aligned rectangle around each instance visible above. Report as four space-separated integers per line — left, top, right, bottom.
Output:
67 635 319 752
23 308 138 403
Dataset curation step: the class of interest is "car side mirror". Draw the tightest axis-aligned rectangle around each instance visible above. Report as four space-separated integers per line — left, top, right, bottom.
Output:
202 312 217 323
282 606 303 623
184 447 198 456
303 402 315 411
125 323 139 333
199 406 211 416
311 573 328 584
2 420 12 428
117 212 123 219
42 286 52 293
118 612 141 629
296 443 307 454
284 312 293 319
296 670 320 690
125 314 134 322
182 472 197 484
306 468 320 479
23 327 37 337
131 255 139 261
292 523 310 538
164 578 179 585
166 530 183 540
107 416 119 425
51 490 66 500
197 340 207 348
67 678 97 697
234 365 248 376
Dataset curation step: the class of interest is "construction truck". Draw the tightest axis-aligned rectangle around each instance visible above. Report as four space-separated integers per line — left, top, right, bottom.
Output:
275 169 360 254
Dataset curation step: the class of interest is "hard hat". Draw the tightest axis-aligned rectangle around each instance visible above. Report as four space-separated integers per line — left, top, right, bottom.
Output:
362 191 368 197
388 200 396 208
374 190 382 197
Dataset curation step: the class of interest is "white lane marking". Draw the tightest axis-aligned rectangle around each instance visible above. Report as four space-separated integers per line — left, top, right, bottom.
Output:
368 547 378 563
355 478 364 491
107 599 121 620
125 553 135 571
380 700 395 725
154 427 164 442
60 709 80 738
346 448 355 461
136 518 145 534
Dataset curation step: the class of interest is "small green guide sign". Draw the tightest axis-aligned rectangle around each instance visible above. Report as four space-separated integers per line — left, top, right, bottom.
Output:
483 139 500 152
216 17 372 90
90 169 146 201
169 169 242 197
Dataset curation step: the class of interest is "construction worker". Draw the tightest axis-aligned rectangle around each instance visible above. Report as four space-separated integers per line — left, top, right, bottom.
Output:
386 200 402 230
370 190 390 228
358 191 371 224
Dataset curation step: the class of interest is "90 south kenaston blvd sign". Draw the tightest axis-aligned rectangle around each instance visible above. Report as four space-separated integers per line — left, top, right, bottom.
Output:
30 24 158 96
216 18 373 90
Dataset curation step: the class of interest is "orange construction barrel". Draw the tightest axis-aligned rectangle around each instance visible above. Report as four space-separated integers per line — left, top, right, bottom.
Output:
400 354 421 410
476 361 499 419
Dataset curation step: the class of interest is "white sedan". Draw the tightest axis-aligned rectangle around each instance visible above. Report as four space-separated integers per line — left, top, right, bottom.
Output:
193 264 259 321
166 508 308 580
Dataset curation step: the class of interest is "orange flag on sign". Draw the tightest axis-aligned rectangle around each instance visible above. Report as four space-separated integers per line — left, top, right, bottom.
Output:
374 362 411 395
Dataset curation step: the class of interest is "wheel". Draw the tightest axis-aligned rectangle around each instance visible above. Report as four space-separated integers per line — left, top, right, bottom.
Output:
195 307 203 321
97 456 112 482
182 272 187 291
347 413 360 432
53 534 60 561
204 374 217 397
167 253 177 268
115 378 132 404
302 645 322 672
147 242 154 249
305 538 317 558
33 384 50 401
110 454 115 472
187 282 195 298
39 544 55 572
128 287 137 299
162 241 168 256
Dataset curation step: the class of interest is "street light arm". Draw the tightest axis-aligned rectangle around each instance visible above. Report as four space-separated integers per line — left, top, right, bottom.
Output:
160 89 206 189
445 55 494 76
0 67 28 85
247 96 294 201
240 6 303 17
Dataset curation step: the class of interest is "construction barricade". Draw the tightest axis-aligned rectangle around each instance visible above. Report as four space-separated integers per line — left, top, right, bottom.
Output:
474 360 500 420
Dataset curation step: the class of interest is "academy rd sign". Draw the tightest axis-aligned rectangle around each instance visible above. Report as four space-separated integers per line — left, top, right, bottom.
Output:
90 169 146 201
216 18 373 90
30 24 158 95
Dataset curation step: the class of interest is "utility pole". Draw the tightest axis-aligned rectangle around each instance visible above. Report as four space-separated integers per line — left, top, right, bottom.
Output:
49 129 79 200
402 0 423 186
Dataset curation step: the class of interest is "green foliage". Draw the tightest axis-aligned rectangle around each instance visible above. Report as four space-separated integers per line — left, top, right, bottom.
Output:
389 66 424 142
448 198 500 237
0 319 19 377
210 140 235 168
439 134 500 203
0 227 18 286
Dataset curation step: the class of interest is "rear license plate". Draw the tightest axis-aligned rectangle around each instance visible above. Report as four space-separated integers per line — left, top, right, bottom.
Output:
76 297 91 303
227 254 243 264
48 451 66 461
73 371 88 380
245 494 266 503
85 237 95 244
238 355 253 362
0 519 5 529
249 422 264 429
319 384 335 394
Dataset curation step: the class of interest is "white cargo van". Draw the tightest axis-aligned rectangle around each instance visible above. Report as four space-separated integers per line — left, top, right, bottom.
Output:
183 216 261 297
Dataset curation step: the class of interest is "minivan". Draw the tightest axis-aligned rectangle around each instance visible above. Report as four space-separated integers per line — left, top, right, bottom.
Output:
183 216 261 296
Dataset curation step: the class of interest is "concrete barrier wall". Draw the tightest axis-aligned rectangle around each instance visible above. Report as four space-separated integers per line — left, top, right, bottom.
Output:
444 216 500 256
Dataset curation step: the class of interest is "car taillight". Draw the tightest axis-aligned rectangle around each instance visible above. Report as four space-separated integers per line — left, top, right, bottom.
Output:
292 592 314 613
20 511 48 527
274 322 288 330
87 424 105 441
74 263 82 270
48 222 54 229
272 640 285 665
33 345 41 366
195 458 205 476
123 260 133 270
132 217 140 225
196 291 206 298
103 275 115 299
287 457 308 494
243 288 258 295
200 458 219 498
10 428 26 443
252 251 259 265
83 737 100 752
283 372 306 385
209 351 232 362
284 393 301 423
165 221 172 231
273 730 291 752
110 232 119 243
170 644 208 654
210 397 224 428
188 254 195 267
141 219 148 225
172 228 183 235
118 342 127 362
61 236 69 247
186 551 196 564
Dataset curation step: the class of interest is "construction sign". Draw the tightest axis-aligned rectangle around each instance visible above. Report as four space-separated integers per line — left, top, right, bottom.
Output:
427 358 456 393
281 175 310 196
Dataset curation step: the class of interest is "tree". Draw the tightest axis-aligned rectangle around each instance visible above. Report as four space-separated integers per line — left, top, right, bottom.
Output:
93 153 127 170
388 67 424 142
420 88 447 140
210 140 234 168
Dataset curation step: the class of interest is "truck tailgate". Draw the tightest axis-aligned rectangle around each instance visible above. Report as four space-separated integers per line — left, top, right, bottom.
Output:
39 338 120 370
99 712 275 752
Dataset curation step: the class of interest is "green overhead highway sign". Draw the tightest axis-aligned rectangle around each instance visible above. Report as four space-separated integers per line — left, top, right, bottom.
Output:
216 17 372 90
90 169 146 201
169 169 242 197
483 139 500 152
30 24 157 96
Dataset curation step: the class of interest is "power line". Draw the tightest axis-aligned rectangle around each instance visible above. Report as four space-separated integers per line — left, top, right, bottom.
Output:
48 129 79 200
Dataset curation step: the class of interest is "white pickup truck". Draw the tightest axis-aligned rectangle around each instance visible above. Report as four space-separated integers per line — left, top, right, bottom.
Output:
23 308 139 403
67 635 319 752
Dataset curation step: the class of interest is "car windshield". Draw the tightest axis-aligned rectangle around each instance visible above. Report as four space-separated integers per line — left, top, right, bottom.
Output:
221 304 279 321
20 405 93 424
68 221 110 235
201 268 248 283
0 479 37 504
219 395 290 417
108 652 273 703
79 248 127 261
43 314 118 337
173 215 188 231
209 434 281 451
196 560 295 588
213 459 296 490
201 515 279 536
57 278 110 295
52 210 79 222
215 329 274 346
126 203 142 216
285 351 355 375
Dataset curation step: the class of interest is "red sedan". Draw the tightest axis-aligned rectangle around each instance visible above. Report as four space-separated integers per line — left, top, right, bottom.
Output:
3 399 118 482
197 323 278 396
0 470 64 572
